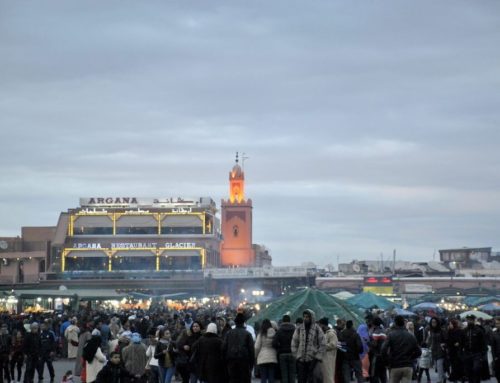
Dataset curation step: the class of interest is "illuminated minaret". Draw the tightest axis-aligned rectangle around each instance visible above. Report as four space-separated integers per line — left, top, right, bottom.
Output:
220 153 256 266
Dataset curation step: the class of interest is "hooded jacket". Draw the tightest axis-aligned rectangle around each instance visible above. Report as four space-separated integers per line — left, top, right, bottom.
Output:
291 309 326 362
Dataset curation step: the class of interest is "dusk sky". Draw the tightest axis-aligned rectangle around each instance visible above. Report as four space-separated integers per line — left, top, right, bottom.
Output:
1 1 499 266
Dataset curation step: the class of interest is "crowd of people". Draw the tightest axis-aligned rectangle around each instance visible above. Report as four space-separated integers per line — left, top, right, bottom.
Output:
0 306 499 383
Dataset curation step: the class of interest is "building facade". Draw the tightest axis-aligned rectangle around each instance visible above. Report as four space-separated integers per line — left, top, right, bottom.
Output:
46 197 221 280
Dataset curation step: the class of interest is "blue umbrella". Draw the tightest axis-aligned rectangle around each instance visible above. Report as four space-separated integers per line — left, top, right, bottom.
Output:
394 308 417 317
411 302 442 312
478 303 500 312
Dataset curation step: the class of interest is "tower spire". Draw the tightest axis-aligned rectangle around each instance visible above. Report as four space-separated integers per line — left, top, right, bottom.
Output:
235 151 239 164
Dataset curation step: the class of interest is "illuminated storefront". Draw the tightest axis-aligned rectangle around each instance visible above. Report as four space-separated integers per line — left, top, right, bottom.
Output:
53 197 221 274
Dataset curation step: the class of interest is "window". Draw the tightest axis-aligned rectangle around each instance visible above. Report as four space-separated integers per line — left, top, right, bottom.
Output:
233 225 239 237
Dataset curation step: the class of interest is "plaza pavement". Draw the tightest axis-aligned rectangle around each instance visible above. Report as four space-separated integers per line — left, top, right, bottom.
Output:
40 358 497 383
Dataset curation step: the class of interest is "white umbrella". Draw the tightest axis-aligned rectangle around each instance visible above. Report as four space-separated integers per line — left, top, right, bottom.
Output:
459 310 492 320
332 291 355 300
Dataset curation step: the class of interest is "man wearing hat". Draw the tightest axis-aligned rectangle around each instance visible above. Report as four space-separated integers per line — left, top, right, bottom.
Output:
319 317 338 383
222 312 255 383
462 314 487 383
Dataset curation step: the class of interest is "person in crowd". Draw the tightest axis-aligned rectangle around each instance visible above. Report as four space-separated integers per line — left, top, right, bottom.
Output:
425 317 446 383
447 318 464 383
82 329 107 383
338 320 364 383
10 329 24 383
319 317 338 383
110 317 123 340
0 323 12 383
60 316 71 359
369 317 387 383
255 318 278 383
291 309 326 383
175 325 191 383
176 321 203 383
154 328 176 383
223 312 255 383
426 317 447 383
96 318 111 356
406 321 418 380
75 321 93 378
115 331 132 359
96 351 135 383
65 317 80 360
272 314 296 383
491 316 500 383
23 322 42 383
145 328 160 383
358 318 372 380
122 332 148 383
193 322 225 383
39 321 57 383
416 343 431 383
381 315 421 383
61 370 74 383
216 316 231 339
462 314 487 383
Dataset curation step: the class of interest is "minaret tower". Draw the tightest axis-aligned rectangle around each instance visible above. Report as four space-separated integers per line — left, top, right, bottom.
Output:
220 153 256 266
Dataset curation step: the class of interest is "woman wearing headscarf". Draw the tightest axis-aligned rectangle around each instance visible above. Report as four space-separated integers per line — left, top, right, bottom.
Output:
83 329 107 383
65 317 80 359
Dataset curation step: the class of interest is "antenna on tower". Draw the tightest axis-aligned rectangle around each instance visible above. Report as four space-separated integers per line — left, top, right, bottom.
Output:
242 152 249 169
235 152 239 164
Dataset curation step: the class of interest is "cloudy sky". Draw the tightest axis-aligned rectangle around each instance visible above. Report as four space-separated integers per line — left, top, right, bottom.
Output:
1 1 499 266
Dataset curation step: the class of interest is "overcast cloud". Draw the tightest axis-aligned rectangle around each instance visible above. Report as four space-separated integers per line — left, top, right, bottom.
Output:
1 1 500 266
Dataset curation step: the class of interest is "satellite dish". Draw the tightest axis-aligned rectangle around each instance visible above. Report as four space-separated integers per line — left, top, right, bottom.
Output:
352 263 361 273
0 241 7 250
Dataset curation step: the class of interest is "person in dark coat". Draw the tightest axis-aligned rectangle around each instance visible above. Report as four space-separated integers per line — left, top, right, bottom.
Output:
39 321 56 382
192 323 226 383
447 319 464 383
222 313 255 383
491 317 500 383
461 314 487 383
154 328 176 383
272 314 296 383
339 320 364 383
381 315 421 383
23 322 42 383
0 323 12 383
96 352 135 383
426 317 447 383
